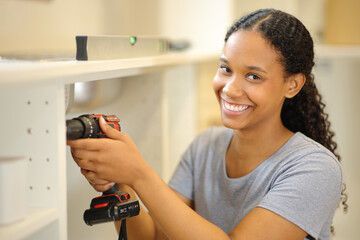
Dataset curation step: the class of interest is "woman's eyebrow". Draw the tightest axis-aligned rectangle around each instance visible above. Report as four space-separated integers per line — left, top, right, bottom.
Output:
219 56 229 63
245 65 267 73
220 56 267 74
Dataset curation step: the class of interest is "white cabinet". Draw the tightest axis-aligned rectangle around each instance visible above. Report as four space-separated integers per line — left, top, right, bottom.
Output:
0 51 217 239
0 77 67 240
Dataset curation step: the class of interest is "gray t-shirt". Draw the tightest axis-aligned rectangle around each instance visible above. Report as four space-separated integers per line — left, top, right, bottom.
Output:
169 127 342 240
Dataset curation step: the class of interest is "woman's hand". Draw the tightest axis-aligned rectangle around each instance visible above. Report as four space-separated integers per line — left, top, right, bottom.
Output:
79 168 115 192
67 117 149 190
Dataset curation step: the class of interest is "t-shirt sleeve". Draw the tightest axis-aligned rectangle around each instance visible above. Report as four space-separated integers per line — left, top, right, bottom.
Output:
257 152 342 239
168 140 196 200
168 128 218 200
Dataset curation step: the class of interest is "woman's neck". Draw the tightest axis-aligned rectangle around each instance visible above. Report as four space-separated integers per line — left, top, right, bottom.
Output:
225 124 294 178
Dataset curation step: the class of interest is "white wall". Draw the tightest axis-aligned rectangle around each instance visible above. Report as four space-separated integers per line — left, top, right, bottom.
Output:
233 0 326 43
0 0 161 55
314 57 360 240
0 0 231 56
159 0 233 52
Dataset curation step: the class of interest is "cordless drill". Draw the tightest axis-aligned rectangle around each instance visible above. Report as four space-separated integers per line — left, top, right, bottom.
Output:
66 114 140 226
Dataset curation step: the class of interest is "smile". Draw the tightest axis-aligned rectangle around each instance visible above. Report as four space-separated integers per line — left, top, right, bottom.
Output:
224 101 250 112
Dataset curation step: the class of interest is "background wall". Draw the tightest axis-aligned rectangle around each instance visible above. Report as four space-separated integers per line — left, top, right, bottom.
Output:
314 56 360 240
1 0 359 239
0 0 161 56
325 0 360 44
0 0 230 56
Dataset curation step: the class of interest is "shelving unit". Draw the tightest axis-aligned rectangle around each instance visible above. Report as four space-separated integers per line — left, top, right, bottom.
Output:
0 50 218 240
1 44 359 239
1 208 57 240
0 51 219 85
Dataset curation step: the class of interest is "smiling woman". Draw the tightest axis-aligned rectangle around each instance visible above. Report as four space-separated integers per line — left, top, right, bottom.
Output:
213 30 301 132
68 8 345 240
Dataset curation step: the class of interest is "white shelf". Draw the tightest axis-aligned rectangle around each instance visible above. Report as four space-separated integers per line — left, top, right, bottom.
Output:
0 79 67 239
2 45 359 86
0 50 219 85
0 49 216 240
315 44 360 59
0 208 57 240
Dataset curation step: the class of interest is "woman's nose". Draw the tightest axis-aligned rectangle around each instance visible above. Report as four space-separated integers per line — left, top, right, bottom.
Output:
223 77 244 97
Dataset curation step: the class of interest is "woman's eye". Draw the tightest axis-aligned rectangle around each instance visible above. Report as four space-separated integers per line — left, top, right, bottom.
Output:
220 65 232 74
246 73 260 81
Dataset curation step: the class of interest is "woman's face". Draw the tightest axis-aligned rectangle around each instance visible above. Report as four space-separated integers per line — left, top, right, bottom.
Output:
213 30 291 131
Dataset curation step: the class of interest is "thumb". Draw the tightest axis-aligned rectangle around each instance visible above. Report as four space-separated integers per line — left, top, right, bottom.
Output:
99 116 123 140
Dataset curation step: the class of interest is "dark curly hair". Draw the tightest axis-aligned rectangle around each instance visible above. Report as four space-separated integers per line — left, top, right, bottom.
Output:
225 7 348 225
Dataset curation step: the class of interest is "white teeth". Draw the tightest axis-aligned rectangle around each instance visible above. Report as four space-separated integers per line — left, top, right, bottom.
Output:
224 101 249 112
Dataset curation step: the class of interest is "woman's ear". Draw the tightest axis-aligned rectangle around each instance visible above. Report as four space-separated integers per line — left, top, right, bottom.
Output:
285 73 306 98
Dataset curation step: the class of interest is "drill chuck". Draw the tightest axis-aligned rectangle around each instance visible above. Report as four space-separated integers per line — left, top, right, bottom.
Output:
66 119 86 139
66 114 120 140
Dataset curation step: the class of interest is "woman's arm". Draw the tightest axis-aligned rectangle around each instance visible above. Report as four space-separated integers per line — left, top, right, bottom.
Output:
67 117 308 240
114 184 194 240
132 165 308 240
132 167 230 240
114 184 156 239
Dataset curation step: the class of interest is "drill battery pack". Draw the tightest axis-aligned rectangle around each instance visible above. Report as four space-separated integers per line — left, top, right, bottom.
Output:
84 191 140 226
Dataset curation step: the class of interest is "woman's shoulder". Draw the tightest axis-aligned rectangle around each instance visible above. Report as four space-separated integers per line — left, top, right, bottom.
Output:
277 132 342 181
289 132 338 160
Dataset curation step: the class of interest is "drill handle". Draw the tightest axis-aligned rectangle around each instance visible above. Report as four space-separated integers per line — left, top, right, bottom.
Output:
103 183 120 195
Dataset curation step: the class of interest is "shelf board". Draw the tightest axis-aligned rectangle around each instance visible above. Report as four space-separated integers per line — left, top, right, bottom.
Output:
0 50 219 86
315 44 360 59
0 208 57 240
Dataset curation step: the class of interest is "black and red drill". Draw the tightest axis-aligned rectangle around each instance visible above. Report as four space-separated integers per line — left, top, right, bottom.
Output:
67 114 140 239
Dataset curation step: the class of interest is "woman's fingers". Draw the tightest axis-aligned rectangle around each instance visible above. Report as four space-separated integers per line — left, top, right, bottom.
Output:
99 117 124 140
92 182 116 192
67 121 145 187
81 168 115 192
71 147 96 161
66 126 131 191
69 147 97 172
81 169 106 184
67 138 101 151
